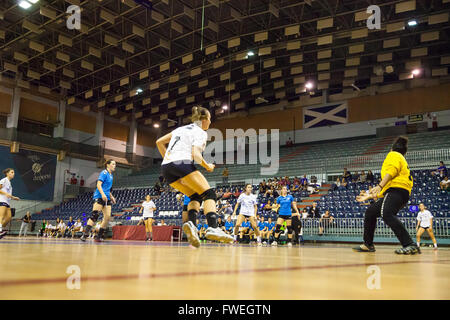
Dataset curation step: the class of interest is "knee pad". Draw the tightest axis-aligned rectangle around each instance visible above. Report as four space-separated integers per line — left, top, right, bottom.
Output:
206 212 218 228
189 193 202 204
200 189 216 202
287 225 293 234
188 209 198 225
275 224 282 234
90 210 100 223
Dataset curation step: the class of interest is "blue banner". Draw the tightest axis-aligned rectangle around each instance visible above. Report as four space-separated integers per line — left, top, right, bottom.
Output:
0 145 56 201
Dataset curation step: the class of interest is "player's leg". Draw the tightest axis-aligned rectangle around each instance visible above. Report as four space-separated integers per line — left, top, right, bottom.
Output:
148 218 154 240
234 214 245 242
286 219 293 246
416 227 425 247
81 202 104 241
426 228 438 249
0 207 12 238
179 171 233 243
95 205 111 241
353 199 382 252
170 180 201 247
272 217 285 246
249 216 261 245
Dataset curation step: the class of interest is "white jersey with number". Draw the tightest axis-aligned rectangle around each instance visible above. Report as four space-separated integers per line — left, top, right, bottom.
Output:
417 210 433 228
0 177 12 205
161 123 207 165
237 193 257 217
142 200 156 218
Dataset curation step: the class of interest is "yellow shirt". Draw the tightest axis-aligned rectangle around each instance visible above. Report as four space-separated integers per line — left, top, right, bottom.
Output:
378 151 413 197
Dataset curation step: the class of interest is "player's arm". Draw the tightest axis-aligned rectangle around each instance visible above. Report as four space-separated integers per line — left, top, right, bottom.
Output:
254 204 258 216
97 180 107 202
0 183 19 200
139 203 143 214
192 146 214 172
232 202 240 218
156 132 172 158
292 200 300 215
109 192 116 204
429 217 433 231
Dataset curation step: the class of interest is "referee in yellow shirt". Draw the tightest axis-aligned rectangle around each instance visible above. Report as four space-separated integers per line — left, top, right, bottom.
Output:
354 136 420 255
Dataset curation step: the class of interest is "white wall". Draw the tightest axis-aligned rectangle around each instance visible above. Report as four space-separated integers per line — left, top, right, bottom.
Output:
64 128 98 145
53 157 101 202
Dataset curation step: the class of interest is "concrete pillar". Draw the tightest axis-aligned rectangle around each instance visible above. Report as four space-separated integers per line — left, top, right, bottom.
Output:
53 100 66 138
127 114 137 155
6 87 20 129
322 89 329 104
95 111 104 146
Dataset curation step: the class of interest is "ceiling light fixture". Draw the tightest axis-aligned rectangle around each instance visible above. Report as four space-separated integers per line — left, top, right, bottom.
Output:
19 1 32 9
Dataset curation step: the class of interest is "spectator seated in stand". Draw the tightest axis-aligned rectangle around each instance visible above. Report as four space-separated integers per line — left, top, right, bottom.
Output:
341 168 352 183
222 188 232 200
319 210 334 235
432 161 447 179
64 217 75 238
300 175 308 191
286 137 293 147
358 171 367 183
440 176 450 191
366 170 375 184
72 219 83 238
224 216 234 235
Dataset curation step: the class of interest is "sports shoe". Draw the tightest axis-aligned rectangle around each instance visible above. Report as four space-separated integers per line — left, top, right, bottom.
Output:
80 234 86 242
287 242 292 247
257 241 262 246
0 231 7 239
271 241 278 246
94 237 103 243
352 244 376 252
262 241 267 246
205 227 234 243
395 245 421 255
183 221 201 248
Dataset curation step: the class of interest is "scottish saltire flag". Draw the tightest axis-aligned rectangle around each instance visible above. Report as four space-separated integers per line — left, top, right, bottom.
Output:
303 103 348 128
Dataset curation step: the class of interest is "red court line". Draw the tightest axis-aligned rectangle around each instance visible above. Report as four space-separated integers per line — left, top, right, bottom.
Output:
1 259 449 287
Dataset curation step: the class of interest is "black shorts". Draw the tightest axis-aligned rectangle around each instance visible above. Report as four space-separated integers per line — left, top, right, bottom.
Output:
161 161 197 184
183 205 188 212
419 226 429 230
0 202 10 208
278 215 292 220
93 198 110 207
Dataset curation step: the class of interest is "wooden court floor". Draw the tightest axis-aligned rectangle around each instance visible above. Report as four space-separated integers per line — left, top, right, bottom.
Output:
1 237 449 300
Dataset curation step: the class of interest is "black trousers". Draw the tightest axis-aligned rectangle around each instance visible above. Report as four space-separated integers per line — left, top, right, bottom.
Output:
363 188 413 247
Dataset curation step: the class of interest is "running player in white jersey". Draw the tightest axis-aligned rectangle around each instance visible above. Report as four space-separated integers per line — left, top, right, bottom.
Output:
156 106 233 248
139 195 157 241
0 168 20 239
416 203 437 250
232 184 262 245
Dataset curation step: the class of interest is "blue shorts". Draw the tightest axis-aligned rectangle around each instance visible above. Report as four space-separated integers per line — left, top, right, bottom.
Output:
161 161 197 184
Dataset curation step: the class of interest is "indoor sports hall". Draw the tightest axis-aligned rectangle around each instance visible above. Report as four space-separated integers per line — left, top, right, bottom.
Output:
0 0 449 300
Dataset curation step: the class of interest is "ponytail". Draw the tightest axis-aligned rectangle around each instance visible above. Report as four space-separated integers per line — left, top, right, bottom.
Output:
191 105 210 122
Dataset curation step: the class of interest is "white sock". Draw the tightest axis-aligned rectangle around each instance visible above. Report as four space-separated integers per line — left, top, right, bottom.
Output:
257 236 261 242
0 223 2 232
434 243 437 247
417 242 420 247
234 235 237 241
